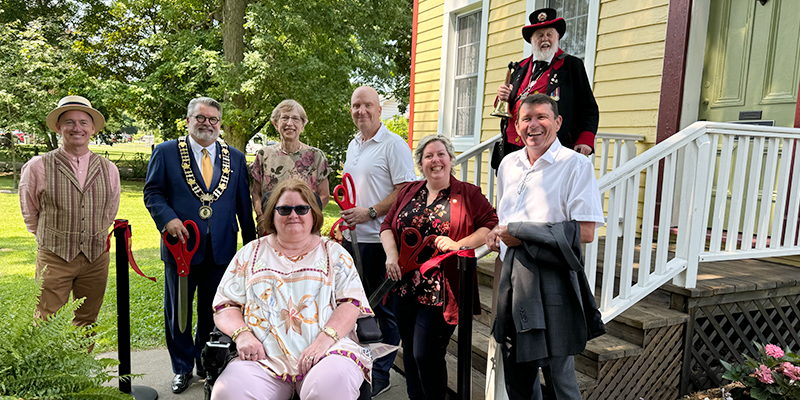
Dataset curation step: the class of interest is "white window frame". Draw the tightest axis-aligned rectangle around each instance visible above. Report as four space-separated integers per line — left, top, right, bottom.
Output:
437 0 489 152
528 0 599 85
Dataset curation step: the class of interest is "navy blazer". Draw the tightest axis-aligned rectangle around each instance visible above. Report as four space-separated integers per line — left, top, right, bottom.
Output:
143 138 256 266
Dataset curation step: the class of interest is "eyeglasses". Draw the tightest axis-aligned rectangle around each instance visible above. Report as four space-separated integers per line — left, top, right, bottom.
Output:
279 116 304 124
192 115 220 125
274 205 312 216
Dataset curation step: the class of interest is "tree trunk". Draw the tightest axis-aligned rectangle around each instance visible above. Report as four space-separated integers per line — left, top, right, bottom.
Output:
222 0 248 153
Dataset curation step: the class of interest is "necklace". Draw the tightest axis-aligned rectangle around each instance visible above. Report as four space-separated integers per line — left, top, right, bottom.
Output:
178 136 231 219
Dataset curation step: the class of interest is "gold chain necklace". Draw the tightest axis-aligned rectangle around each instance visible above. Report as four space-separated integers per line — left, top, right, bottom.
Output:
178 136 231 219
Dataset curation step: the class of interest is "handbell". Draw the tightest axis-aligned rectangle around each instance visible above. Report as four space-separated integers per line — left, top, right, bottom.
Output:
490 101 512 118
491 62 517 119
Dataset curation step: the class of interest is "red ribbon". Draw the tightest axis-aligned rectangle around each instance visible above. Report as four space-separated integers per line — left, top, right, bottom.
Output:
106 219 157 282
419 248 476 276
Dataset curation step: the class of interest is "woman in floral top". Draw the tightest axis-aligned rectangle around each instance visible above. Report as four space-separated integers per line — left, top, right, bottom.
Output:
380 135 498 400
212 179 373 399
250 100 331 234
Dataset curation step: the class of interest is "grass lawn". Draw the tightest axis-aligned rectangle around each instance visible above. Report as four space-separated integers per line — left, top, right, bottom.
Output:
0 173 345 352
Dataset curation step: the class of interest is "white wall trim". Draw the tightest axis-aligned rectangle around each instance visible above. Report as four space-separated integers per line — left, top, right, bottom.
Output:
584 0 600 86
681 0 711 129
437 0 488 152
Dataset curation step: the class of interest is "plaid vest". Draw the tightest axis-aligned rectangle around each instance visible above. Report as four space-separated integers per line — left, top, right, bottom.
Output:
37 148 114 263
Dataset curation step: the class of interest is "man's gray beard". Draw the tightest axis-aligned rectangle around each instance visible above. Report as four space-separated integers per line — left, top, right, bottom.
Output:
532 45 557 61
191 129 218 143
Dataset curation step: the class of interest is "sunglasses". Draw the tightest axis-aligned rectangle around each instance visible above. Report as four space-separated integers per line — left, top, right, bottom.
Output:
274 205 312 216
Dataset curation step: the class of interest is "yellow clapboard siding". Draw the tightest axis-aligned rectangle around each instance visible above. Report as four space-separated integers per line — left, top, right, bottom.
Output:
600 0 667 19
596 92 661 112
416 58 441 72
414 80 442 93
416 39 442 54
599 110 658 128
415 70 441 84
595 41 666 65
598 4 668 35
594 76 663 96
596 24 666 51
419 16 446 33
416 48 443 63
594 59 664 82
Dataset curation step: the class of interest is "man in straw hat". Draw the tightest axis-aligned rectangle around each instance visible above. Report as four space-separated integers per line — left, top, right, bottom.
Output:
491 7 599 170
19 95 121 328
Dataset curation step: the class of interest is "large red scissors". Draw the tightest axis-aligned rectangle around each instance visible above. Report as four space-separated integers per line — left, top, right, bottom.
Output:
163 220 199 333
368 227 440 306
330 173 364 277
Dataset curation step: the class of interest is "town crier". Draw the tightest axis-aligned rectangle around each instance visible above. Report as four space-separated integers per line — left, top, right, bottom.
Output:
491 7 599 170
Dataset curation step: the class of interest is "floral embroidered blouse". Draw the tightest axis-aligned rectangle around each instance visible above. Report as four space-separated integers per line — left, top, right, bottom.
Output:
213 236 374 383
392 186 451 305
250 143 331 198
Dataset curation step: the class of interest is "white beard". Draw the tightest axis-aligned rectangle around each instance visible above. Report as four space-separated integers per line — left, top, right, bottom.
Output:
532 44 557 62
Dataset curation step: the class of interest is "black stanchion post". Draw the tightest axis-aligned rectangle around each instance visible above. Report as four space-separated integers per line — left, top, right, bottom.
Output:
457 248 476 400
114 220 159 399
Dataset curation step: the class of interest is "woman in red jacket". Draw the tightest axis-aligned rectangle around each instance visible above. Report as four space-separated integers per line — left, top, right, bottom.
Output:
380 134 498 399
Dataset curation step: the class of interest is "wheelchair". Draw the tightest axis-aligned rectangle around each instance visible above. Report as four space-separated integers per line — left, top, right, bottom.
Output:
201 318 381 400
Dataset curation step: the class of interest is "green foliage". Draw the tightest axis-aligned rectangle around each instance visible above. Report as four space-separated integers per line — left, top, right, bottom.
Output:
384 115 409 142
720 342 800 400
0 280 132 399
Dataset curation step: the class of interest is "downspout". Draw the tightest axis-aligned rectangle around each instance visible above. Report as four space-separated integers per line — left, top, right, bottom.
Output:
408 0 419 148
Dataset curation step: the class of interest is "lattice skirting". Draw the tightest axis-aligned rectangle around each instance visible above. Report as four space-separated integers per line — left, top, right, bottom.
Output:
682 293 800 394
582 324 684 400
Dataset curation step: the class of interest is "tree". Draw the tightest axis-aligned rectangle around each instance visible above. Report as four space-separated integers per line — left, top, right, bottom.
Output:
74 0 411 160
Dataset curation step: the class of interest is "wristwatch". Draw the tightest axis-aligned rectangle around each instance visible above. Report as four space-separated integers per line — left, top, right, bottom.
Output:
368 207 377 219
322 326 339 341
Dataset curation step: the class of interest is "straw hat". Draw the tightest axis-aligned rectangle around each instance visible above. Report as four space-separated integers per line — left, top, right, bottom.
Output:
45 95 106 133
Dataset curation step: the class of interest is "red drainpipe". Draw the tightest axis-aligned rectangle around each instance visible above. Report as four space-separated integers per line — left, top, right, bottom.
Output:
408 0 419 148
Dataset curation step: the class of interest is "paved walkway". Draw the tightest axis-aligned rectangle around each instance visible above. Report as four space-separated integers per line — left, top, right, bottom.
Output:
98 348 409 400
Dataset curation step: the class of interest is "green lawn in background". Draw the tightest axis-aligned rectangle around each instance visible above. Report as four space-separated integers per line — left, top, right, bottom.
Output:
0 173 343 352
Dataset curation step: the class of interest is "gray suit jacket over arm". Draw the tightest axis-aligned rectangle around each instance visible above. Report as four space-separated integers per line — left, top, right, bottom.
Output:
493 221 605 363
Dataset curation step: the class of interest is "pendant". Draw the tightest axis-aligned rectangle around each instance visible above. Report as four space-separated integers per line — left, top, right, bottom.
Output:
199 206 213 220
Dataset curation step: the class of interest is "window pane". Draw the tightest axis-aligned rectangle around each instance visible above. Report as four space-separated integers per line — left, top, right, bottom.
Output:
456 11 481 76
453 10 481 137
547 0 589 60
454 77 477 137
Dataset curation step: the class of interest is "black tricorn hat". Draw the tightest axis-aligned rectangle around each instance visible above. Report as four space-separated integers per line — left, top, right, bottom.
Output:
522 8 566 43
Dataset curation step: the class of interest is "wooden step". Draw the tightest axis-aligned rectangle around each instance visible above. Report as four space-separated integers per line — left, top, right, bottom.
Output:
448 318 492 369
476 284 494 327
605 293 689 347
394 347 487 400
575 334 643 379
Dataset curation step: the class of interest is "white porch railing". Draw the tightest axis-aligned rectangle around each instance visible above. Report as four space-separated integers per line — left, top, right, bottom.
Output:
591 121 800 323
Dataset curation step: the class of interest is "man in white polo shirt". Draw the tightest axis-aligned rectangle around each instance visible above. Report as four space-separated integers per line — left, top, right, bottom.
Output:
340 85 417 397
487 93 605 400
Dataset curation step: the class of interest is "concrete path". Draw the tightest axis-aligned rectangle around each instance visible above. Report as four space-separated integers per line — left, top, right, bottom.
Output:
98 348 409 400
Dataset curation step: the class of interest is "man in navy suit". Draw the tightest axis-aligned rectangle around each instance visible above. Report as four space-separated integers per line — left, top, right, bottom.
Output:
144 97 256 394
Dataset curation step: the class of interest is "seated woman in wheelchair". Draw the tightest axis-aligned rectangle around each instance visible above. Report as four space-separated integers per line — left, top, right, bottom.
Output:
211 178 374 399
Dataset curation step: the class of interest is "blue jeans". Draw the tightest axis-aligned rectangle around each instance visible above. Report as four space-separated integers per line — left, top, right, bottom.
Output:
343 240 400 382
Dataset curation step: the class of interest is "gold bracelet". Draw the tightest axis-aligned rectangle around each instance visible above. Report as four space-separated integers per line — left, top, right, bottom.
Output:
231 326 252 342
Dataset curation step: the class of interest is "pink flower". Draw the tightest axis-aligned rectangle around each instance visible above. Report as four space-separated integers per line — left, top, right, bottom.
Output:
765 344 785 358
780 362 800 381
755 365 775 384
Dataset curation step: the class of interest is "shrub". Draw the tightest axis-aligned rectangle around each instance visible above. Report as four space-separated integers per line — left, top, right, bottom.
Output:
0 280 132 399
721 342 800 400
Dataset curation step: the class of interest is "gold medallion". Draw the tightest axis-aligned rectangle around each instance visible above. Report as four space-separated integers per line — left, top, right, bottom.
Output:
199 206 213 219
